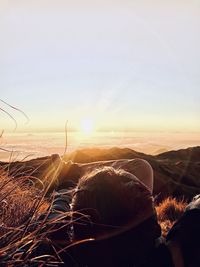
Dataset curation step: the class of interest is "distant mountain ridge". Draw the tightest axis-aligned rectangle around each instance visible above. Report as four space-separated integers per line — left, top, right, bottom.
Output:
0 146 200 201
157 146 200 161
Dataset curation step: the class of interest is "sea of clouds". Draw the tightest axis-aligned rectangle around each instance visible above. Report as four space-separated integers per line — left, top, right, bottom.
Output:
0 131 200 162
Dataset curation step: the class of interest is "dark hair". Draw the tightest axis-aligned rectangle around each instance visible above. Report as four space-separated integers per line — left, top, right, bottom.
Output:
71 166 154 240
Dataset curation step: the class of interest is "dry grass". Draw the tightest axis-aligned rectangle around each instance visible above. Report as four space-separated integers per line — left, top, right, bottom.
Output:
156 197 187 237
0 170 48 233
0 166 71 266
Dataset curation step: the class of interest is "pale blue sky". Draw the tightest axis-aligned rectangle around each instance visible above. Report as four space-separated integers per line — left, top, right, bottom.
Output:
0 0 200 132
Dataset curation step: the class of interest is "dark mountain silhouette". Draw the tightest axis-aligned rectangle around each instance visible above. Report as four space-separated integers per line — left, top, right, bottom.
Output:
0 146 200 201
157 146 200 161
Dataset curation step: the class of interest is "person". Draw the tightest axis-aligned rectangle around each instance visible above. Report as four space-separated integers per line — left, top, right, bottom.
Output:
70 161 172 266
47 159 154 240
71 163 154 240
166 194 200 267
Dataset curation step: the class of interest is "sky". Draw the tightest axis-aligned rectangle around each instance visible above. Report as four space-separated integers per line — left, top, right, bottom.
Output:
0 0 200 133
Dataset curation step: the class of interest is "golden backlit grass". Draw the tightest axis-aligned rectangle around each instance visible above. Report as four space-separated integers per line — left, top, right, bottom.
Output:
156 197 187 237
0 171 48 230
0 167 68 266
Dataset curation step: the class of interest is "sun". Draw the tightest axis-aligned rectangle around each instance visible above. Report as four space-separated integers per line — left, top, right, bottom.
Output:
80 118 95 135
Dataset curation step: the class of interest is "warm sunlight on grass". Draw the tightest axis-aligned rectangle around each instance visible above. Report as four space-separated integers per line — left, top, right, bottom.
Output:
80 118 95 135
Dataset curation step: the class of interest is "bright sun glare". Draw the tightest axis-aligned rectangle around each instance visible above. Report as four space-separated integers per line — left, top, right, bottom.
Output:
80 118 94 135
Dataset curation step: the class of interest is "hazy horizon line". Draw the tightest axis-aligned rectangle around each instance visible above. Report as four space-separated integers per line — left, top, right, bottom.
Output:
3 128 200 135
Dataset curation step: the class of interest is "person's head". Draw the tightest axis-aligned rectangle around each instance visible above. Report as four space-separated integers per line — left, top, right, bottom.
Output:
71 166 157 240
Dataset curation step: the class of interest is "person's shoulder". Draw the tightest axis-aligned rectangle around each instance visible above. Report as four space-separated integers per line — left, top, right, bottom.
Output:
166 200 200 267
136 239 174 267
167 207 200 242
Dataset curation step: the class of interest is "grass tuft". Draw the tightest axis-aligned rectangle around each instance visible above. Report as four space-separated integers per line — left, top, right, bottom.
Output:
0 166 69 266
156 197 187 236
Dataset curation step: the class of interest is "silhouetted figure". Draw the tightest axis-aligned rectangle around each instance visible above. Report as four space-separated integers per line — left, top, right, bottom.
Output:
70 162 163 266
166 195 200 267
